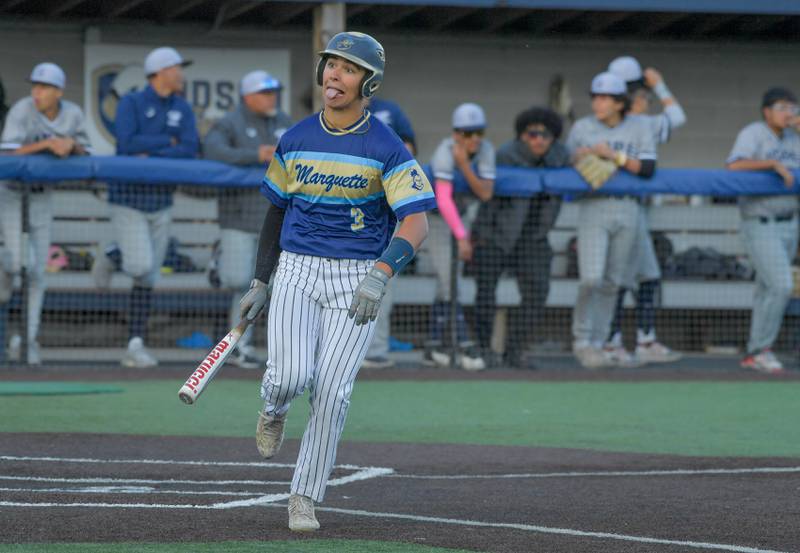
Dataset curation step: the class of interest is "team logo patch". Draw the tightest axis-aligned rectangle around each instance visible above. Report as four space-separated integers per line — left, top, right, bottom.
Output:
410 168 424 191
336 38 354 50
90 63 147 146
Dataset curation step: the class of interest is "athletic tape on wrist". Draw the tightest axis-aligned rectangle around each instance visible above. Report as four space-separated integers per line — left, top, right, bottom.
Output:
377 237 415 276
652 81 672 100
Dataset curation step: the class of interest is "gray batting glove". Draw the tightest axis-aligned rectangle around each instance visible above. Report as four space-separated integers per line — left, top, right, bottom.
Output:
348 267 390 326
239 278 270 322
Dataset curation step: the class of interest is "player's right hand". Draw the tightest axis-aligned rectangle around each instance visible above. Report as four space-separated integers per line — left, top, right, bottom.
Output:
773 161 795 188
240 278 270 321
348 267 390 326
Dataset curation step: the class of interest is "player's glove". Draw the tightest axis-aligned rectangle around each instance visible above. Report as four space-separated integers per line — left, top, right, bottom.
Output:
239 278 271 322
348 267 390 326
575 153 618 190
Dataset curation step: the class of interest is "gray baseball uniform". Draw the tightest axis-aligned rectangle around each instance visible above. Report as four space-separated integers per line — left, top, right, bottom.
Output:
625 104 688 287
727 121 800 353
0 97 90 344
427 137 495 301
566 115 656 348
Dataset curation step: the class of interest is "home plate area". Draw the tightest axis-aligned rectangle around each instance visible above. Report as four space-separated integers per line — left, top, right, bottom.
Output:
0 433 798 553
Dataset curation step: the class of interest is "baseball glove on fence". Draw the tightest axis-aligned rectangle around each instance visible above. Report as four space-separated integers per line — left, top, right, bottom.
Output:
575 154 617 190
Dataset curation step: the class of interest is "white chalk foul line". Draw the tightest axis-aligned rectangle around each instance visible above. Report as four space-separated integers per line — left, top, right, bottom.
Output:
267 504 790 553
386 466 800 480
0 486 266 497
0 475 289 486
0 498 790 553
0 455 298 469
209 467 394 509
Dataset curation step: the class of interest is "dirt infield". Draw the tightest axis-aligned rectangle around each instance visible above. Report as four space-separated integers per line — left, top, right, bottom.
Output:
1 432 798 553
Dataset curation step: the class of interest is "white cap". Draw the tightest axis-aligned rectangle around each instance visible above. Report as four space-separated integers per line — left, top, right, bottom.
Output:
144 47 192 76
608 56 643 83
452 102 486 131
591 72 627 96
240 70 282 95
29 62 65 89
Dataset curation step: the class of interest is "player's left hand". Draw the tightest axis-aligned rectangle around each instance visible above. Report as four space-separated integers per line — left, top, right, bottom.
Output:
644 68 663 88
348 267 390 326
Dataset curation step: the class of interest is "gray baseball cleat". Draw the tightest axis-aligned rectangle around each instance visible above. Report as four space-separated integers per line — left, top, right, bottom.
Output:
288 494 320 532
256 411 286 459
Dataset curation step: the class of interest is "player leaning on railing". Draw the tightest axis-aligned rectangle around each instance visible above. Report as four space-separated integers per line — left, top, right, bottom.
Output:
237 32 435 531
727 87 800 374
92 47 200 369
0 62 91 365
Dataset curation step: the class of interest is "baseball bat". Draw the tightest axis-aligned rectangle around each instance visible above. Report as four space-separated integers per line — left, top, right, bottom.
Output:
178 319 251 405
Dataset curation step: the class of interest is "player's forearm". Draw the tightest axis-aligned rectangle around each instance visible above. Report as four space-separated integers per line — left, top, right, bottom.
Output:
457 162 493 201
374 211 428 277
254 205 285 283
14 140 53 155
395 211 428 250
727 159 778 171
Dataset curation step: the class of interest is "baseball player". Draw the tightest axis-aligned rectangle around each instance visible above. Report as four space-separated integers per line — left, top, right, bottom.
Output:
92 46 199 368
605 56 686 365
425 102 495 371
566 72 657 369
0 62 91 364
203 70 292 369
727 87 800 374
238 32 434 531
367 96 416 154
472 107 568 369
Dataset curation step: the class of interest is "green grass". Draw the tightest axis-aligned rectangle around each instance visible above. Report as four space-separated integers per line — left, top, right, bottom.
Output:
3 379 800 457
0 541 475 553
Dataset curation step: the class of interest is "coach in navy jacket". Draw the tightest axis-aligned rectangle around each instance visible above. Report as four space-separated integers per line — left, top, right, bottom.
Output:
93 46 199 369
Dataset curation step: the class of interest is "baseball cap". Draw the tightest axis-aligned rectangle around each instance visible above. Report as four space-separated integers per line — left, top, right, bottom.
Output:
762 87 798 108
590 72 627 96
29 62 65 89
608 56 642 83
240 70 282 95
452 102 487 131
144 47 192 76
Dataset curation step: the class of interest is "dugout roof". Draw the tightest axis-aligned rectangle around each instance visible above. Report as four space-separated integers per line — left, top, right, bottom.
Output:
4 0 800 40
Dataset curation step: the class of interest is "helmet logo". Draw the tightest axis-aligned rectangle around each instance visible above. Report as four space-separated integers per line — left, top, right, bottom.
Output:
336 38 354 50
376 49 385 62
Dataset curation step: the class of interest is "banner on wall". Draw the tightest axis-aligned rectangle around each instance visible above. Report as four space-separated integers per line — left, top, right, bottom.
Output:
84 43 290 154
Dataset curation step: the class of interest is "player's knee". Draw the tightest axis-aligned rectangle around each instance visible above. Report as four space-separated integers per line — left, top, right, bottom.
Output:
123 256 154 279
579 276 604 291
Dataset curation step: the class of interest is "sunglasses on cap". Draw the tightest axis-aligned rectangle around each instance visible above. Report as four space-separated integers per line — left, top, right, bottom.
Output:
456 129 484 138
526 129 553 139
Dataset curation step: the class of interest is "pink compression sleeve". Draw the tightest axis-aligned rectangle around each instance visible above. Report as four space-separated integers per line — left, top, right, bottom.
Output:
435 179 467 240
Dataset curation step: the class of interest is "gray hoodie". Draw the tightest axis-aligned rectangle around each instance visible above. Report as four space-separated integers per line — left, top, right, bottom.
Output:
472 139 568 255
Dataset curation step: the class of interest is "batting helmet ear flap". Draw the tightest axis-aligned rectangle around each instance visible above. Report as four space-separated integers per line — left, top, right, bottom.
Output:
316 55 327 87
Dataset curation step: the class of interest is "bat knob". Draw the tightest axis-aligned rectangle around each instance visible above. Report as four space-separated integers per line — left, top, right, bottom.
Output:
178 385 197 405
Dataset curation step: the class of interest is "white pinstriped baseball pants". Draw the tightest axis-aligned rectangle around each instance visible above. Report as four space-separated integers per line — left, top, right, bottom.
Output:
260 251 376 502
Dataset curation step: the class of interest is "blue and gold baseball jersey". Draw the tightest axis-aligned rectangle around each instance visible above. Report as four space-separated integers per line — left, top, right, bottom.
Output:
261 111 435 259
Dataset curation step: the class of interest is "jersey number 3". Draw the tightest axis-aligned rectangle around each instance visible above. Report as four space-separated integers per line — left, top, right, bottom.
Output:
350 207 365 231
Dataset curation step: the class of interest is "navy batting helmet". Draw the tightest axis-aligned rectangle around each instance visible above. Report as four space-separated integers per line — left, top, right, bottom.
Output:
316 31 385 98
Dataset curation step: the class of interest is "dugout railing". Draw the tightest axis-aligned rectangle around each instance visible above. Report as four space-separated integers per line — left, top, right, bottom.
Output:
0 154 798 366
